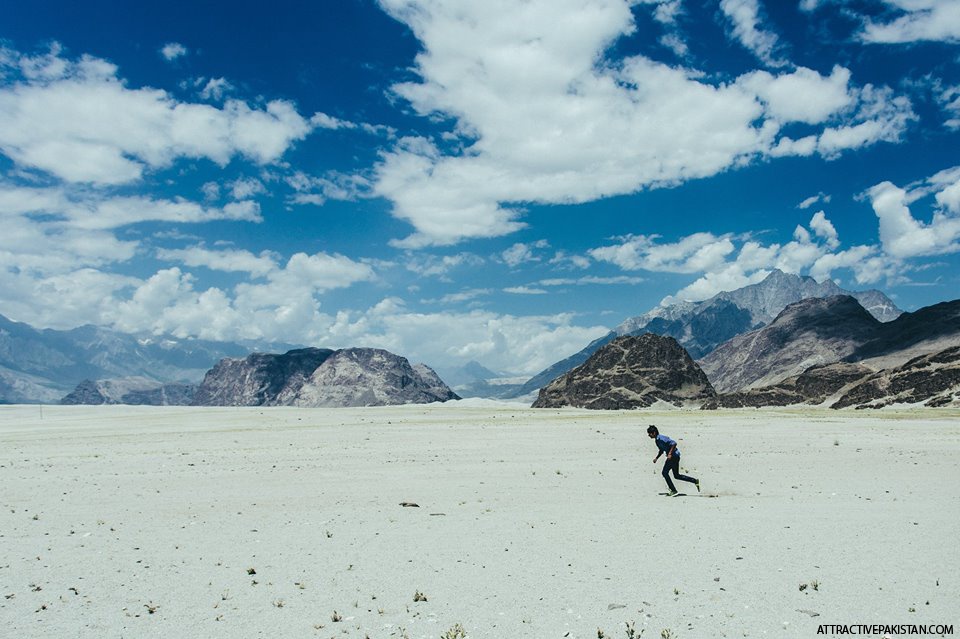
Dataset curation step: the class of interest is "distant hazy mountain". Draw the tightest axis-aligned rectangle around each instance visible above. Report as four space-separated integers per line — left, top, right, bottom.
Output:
532 334 715 409
61 378 196 406
511 270 901 398
0 313 272 403
193 347 459 407
700 296 960 394
436 360 527 399
437 360 500 388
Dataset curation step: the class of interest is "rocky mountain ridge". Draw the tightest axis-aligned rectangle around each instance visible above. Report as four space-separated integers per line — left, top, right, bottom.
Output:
616 269 901 335
700 296 960 394
704 346 960 409
699 295 881 393
191 347 335 406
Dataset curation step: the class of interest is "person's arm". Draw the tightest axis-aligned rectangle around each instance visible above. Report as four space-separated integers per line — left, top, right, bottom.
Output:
652 449 661 463
667 444 676 460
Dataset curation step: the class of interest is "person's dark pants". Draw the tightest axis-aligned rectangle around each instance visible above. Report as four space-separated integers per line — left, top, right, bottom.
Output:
662 456 697 492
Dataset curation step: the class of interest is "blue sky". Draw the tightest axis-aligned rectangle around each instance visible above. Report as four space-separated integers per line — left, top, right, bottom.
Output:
1 0 959 376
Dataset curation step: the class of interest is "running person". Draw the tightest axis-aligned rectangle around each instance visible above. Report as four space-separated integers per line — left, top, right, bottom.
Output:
647 425 700 495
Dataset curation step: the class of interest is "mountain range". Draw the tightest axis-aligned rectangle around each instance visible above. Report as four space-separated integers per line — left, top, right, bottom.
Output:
434 360 527 399
510 270 901 397
701 295 960 393
0 313 283 403
532 295 959 411
3 268 957 410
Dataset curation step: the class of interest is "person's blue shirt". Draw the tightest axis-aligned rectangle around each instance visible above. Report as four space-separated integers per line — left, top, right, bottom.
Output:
655 434 680 458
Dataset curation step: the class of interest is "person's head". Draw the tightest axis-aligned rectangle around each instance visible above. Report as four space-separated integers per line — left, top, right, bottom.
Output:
647 425 658 438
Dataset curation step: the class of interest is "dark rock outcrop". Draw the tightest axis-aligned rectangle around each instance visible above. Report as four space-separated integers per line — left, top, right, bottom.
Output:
412 363 463 402
60 379 110 405
532 334 715 409
702 331 960 410
702 362 873 409
832 346 960 409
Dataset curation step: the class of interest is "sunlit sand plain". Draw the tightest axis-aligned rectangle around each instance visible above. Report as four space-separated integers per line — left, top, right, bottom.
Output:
1 403 958 638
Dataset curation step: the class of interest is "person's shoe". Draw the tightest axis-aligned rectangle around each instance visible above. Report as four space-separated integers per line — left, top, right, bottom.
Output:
668 489 679 497
695 480 701 493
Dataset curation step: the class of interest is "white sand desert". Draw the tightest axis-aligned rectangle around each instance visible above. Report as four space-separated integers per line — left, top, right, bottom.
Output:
1 403 958 638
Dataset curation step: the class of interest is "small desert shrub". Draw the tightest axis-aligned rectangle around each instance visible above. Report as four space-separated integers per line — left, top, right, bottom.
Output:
441 623 467 639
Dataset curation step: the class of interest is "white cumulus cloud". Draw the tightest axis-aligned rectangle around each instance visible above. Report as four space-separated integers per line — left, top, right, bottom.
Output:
199 77 234 101
589 232 736 273
538 276 645 286
591 211 889 302
866 169 960 259
860 1 960 44
323 300 610 375
501 240 549 267
719 0 787 67
798 192 831 209
160 43 188 61
0 46 316 185
738 66 854 125
156 246 278 277
937 84 960 130
372 0 913 247
504 286 548 295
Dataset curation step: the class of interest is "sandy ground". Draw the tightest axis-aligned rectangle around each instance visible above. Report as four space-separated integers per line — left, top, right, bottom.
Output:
1 404 958 639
